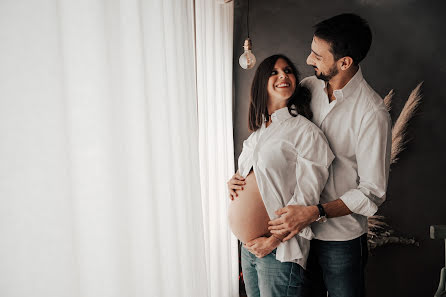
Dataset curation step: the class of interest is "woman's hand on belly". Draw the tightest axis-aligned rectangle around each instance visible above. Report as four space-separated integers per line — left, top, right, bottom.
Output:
227 171 246 200
244 236 281 258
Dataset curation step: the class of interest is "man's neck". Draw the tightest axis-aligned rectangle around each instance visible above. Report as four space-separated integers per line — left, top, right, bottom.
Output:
327 65 359 102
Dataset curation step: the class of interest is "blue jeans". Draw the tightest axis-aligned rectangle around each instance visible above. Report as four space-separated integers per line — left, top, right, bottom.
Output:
306 234 368 297
241 246 309 297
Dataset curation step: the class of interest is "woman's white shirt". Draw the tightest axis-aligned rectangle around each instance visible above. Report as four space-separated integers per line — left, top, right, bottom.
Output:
238 107 334 268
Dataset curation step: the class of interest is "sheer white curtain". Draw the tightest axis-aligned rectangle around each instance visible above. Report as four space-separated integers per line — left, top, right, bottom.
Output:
195 1 238 297
0 0 236 296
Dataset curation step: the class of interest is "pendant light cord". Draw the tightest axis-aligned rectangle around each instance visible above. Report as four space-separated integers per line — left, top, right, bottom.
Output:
247 0 250 38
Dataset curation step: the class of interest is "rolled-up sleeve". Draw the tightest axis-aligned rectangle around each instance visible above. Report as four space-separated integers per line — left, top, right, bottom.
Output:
285 129 334 242
276 128 334 263
288 129 334 208
340 109 391 217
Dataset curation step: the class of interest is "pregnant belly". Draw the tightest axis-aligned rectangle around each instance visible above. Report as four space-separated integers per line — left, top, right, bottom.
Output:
228 171 271 243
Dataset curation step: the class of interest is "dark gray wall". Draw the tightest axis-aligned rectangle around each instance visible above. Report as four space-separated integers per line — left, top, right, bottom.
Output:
232 0 446 296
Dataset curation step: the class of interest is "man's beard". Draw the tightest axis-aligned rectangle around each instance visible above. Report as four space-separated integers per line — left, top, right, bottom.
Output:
315 65 338 81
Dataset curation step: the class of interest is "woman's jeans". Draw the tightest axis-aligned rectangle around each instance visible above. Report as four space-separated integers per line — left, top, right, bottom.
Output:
306 233 368 297
241 246 309 297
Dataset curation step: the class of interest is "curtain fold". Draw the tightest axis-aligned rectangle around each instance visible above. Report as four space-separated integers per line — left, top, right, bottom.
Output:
195 1 239 297
0 0 223 296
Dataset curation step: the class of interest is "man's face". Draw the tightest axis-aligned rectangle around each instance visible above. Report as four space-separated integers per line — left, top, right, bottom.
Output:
306 36 339 81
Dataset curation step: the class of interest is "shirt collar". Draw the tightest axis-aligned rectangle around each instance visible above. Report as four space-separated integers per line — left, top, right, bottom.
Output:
339 66 363 99
271 106 292 123
318 66 364 101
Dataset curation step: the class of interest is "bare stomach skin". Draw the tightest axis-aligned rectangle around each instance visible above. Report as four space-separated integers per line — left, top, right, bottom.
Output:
228 170 271 243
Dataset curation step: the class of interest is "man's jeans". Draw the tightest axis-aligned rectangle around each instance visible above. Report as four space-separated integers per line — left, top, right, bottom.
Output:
306 233 368 297
241 246 309 297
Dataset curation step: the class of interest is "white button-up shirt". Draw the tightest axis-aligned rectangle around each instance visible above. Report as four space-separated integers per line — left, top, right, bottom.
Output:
301 67 392 241
238 107 334 268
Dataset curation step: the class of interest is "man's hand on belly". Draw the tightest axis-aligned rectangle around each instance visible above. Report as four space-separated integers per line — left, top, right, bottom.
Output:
244 236 281 258
268 205 319 242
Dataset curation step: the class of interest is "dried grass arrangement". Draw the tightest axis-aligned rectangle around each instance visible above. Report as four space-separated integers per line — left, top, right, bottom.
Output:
367 82 423 250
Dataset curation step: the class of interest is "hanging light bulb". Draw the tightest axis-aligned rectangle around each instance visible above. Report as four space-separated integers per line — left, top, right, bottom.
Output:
239 38 256 69
239 0 256 69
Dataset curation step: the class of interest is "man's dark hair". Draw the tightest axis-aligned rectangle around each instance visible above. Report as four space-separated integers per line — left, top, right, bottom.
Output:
314 13 372 65
248 54 312 131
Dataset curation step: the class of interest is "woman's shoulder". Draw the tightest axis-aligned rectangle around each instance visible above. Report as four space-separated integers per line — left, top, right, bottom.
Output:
286 114 322 135
242 124 264 147
286 115 333 162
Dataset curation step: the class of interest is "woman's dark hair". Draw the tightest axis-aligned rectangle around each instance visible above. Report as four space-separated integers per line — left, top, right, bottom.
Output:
314 13 372 65
248 54 312 131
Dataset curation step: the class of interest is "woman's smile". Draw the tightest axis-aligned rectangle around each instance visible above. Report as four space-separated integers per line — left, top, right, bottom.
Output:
275 82 291 88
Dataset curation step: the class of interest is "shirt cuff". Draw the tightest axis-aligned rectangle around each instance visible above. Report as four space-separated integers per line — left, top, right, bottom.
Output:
340 188 378 217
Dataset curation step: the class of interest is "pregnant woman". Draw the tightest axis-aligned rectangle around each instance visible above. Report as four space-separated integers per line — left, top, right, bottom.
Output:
227 54 334 297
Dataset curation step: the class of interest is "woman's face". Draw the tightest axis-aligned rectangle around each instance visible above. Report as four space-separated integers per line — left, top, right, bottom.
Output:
267 58 297 105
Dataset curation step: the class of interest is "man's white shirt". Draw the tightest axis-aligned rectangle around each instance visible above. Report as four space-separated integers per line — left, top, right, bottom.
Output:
301 67 392 241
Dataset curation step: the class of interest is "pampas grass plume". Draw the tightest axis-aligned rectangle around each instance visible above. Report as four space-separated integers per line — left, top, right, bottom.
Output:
368 82 423 249
390 82 423 164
